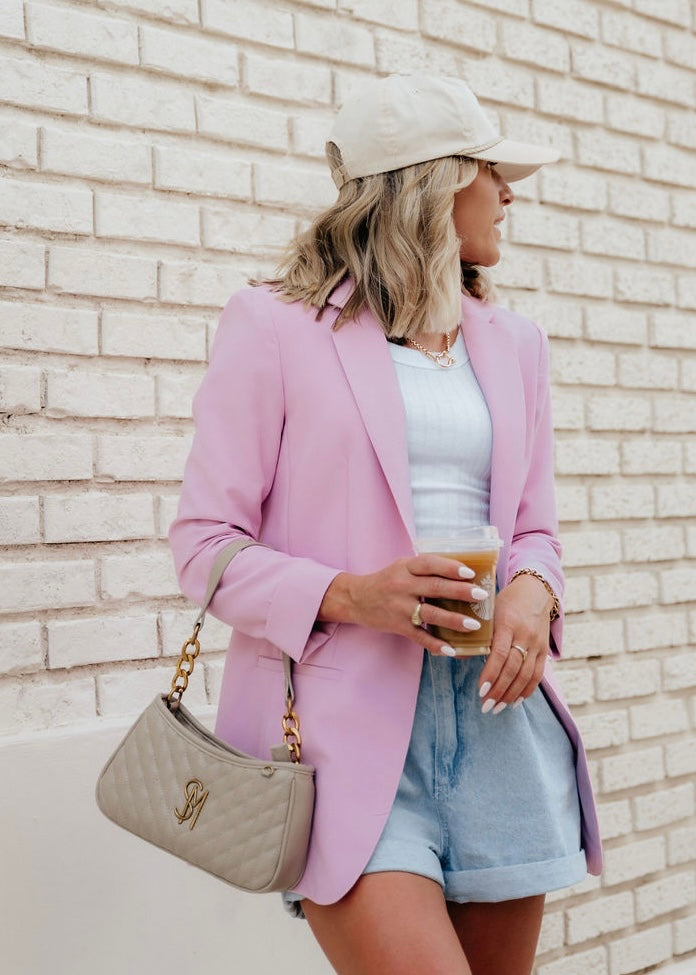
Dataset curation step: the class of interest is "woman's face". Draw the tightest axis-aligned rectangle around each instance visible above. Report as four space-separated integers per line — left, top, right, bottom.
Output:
453 159 514 266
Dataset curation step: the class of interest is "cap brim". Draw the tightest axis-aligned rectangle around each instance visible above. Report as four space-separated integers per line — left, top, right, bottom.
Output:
466 138 561 182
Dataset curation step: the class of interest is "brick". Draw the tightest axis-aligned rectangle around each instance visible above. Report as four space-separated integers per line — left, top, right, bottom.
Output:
504 114 573 162
0 117 38 169
634 784 695 831
618 351 678 389
468 61 537 110
596 659 661 701
421 1 496 53
106 0 198 22
203 207 294 257
566 890 634 945
0 560 95 613
338 0 418 30
195 94 289 152
0 232 41 290
648 227 696 268
466 0 529 12
586 308 648 348
537 909 564 954
556 439 620 476
669 827 696 870
664 28 696 70
663 653 696 691
608 180 669 222
254 160 335 212
602 835 666 883
631 699 689 740
653 395 696 433
41 125 151 184
159 260 248 307
547 257 613 298
626 613 688 653
557 484 588 522
0 177 92 235
616 267 676 306
582 217 645 260
44 493 154 543
100 550 179 599
160 608 230 656
0 0 23 38
0 301 98 355
49 245 157 301
202 0 293 49
0 621 42 676
500 20 569 72
536 77 603 123
552 346 616 386
45 369 155 419
497 251 543 291
667 741 696 779
554 666 594 705
157 494 180 539
683 361 696 392
98 663 208 718
601 9 663 57
140 24 238 85
598 798 632 840
373 33 463 76
102 310 208 361
677 275 696 310
563 529 621 567
609 924 672 975
509 295 583 339
652 311 696 349
571 41 635 91
575 710 629 750
606 93 666 140
634 0 692 27
245 52 331 106
657 483 696 518
590 482 654 520
623 525 685 563
637 58 695 108
660 568 696 605
154 145 251 199
0 365 41 413
643 144 696 189
668 109 696 152
157 371 203 418
537 947 607 975
91 71 195 132
539 167 607 212
96 434 191 481
673 914 696 954
551 390 584 430
0 677 95 734
593 570 656 611
0 54 87 115
0 434 92 483
95 190 199 246
48 615 157 669
26 2 138 64
0 497 41 545
508 206 578 250
562 618 624 659
532 0 598 37
587 395 651 432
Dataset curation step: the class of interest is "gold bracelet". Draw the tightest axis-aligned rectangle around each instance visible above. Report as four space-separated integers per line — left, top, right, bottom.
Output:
509 568 560 622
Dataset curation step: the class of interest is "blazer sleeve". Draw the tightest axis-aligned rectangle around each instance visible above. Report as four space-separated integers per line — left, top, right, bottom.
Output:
506 325 565 658
168 288 342 664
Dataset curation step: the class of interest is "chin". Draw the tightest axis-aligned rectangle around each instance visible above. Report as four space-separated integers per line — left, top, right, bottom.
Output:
460 247 500 266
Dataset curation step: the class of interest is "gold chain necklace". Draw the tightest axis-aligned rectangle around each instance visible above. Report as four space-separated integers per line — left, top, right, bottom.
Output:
405 330 456 368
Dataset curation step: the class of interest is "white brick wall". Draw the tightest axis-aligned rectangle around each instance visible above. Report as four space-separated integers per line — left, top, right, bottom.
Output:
1 1 694 971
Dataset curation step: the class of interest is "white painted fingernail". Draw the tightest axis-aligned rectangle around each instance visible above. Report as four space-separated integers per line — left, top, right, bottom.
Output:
481 698 496 714
441 645 456 657
512 698 523 709
493 701 507 715
458 565 476 579
462 617 481 631
471 587 488 601
479 681 492 699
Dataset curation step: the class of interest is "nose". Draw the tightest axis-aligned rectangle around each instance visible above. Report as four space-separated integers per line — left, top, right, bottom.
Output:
500 181 514 206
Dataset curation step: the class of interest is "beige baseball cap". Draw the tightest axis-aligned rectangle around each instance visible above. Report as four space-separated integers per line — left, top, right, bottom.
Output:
327 74 560 188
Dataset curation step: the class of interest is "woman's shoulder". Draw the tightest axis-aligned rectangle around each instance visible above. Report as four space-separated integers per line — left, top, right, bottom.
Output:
219 283 323 334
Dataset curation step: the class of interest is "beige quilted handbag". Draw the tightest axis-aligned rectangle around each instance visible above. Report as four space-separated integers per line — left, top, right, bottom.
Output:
95 539 315 893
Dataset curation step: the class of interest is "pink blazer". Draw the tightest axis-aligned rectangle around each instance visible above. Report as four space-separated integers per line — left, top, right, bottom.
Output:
169 279 603 905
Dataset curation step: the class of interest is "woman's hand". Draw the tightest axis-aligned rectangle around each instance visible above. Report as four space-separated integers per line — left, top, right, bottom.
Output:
478 573 554 713
318 555 488 658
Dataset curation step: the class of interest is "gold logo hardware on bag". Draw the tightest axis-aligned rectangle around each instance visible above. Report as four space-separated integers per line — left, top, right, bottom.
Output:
174 779 209 830
95 538 315 893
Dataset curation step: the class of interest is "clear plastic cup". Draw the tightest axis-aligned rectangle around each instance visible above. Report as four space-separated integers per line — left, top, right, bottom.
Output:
416 526 503 655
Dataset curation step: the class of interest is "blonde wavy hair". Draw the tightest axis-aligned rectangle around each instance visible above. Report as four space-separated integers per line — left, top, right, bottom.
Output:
255 144 494 339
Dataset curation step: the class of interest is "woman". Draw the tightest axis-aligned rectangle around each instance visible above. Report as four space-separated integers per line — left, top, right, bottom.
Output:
169 74 602 975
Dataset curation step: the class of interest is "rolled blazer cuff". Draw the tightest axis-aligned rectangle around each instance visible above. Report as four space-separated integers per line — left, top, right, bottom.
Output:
264 559 343 662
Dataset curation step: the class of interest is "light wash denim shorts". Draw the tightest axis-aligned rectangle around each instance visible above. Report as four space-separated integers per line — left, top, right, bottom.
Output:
282 650 586 919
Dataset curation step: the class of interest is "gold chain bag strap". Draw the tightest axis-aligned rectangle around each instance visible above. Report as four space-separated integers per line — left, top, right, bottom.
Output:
95 538 315 893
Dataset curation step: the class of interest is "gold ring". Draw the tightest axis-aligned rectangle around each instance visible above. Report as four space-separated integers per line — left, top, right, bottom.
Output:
411 602 423 627
511 643 528 663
